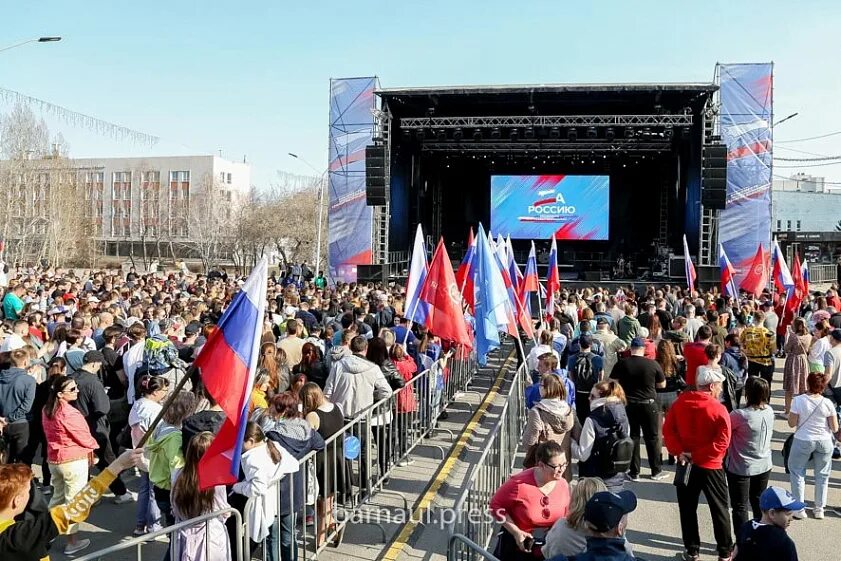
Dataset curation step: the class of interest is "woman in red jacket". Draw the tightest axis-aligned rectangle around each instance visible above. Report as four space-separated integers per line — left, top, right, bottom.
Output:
490 441 571 560
390 344 417 465
41 375 99 556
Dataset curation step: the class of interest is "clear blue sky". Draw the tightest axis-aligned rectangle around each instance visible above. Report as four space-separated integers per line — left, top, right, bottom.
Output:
2 1 840 188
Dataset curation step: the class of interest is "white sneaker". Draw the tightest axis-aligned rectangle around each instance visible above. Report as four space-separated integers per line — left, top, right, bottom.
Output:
814 508 825 519
114 491 137 504
793 509 807 520
64 539 91 556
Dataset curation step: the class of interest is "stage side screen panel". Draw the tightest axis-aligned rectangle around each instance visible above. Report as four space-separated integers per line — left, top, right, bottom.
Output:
718 63 773 283
328 77 377 282
490 175 609 240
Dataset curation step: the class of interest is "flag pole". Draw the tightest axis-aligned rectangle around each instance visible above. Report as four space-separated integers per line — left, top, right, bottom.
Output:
135 368 195 448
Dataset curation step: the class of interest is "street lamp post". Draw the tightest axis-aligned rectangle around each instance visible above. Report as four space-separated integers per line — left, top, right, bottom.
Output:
0 36 62 55
288 153 328 278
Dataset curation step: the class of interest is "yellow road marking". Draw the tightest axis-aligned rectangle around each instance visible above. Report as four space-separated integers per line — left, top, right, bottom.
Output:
381 348 516 561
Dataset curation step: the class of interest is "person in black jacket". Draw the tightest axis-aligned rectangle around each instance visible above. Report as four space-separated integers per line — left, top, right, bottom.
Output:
70 351 134 503
0 349 36 464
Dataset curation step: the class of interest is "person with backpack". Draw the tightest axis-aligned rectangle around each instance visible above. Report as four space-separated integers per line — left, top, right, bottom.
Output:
663 365 733 561
568 335 604 424
572 380 633 492
610 337 668 481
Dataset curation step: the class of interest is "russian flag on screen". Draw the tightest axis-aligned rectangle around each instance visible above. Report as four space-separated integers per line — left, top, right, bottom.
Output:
197 257 267 490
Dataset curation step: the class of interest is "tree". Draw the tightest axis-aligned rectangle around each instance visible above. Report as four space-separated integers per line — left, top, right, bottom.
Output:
264 171 326 272
0 104 94 267
189 172 236 272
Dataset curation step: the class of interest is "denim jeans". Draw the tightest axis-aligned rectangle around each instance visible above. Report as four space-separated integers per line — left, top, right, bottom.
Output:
136 472 162 531
278 513 297 561
788 437 834 510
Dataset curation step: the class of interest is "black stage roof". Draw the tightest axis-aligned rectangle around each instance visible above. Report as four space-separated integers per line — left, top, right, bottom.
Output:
377 82 717 97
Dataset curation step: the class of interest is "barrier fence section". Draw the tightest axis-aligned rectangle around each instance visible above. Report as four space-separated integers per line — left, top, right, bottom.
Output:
74 508 244 561
242 351 479 561
808 263 837 284
79 351 479 561
447 361 529 561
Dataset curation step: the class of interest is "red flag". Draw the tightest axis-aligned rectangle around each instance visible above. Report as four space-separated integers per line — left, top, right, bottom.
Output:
455 228 476 312
786 253 805 316
420 239 473 348
740 244 769 297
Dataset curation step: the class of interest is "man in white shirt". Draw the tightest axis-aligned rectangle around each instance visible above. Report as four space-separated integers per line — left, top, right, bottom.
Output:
0 320 28 353
122 322 147 404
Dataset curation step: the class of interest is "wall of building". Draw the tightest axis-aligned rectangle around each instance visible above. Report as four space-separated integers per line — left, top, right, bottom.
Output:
772 190 841 233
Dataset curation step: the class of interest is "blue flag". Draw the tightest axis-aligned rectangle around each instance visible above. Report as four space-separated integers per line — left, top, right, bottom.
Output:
473 225 512 366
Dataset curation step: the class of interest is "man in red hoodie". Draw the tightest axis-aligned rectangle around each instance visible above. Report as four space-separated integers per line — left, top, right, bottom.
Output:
664 365 733 561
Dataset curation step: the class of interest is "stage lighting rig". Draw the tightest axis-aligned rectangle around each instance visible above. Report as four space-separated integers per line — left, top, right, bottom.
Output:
453 128 464 141
524 127 535 139
567 128 578 141
586 127 598 139
605 127 616 141
473 129 483 141
549 127 561 139
491 127 501 139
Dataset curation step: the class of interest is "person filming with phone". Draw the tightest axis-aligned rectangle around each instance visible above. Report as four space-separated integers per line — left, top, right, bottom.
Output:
663 365 733 561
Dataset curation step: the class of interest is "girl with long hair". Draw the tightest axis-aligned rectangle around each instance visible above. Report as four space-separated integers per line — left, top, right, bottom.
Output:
231 422 298 561
300 383 346 547
783 317 812 416
42 375 99 556
292 342 328 389
259 342 280 394
171 431 231 561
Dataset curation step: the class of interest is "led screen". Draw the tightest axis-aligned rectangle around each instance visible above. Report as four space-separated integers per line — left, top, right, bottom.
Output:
490 175 610 240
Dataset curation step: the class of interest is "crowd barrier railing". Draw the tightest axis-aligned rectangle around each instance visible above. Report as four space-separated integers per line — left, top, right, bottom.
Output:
808 263 837 284
242 351 481 561
74 508 244 561
80 351 481 561
447 360 529 561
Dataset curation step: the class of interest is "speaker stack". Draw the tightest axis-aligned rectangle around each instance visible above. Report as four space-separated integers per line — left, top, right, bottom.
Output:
701 143 727 210
365 144 387 206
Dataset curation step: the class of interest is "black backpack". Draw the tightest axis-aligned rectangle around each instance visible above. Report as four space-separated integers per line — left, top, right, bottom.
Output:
593 423 634 476
721 365 739 412
571 352 599 394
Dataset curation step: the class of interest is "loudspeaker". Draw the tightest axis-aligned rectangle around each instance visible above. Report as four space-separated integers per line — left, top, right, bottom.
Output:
365 144 387 206
582 270 601 281
668 255 686 279
701 143 728 210
356 264 387 284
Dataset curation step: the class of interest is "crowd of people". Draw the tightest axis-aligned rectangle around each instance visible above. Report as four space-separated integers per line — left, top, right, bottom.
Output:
493 283 841 561
0 265 453 560
0 263 840 560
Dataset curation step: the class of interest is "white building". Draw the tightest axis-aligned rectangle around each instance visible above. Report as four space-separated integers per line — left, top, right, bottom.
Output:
771 174 841 233
1 154 250 259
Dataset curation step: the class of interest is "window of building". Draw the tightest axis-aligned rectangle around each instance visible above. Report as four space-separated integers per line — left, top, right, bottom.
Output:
112 171 132 200
786 220 792 231
776 220 782 231
220 172 225 183
796 220 801 232
226 173 232 184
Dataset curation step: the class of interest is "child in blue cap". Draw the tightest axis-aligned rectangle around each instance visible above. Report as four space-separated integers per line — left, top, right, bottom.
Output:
733 486 801 561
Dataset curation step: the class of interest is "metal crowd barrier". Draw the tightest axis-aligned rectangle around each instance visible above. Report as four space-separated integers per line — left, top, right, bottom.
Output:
447 361 529 561
243 351 480 561
74 508 244 561
808 263 837 284
79 352 479 561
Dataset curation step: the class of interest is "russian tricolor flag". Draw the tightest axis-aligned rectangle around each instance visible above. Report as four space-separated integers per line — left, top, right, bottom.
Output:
771 239 795 296
719 244 738 299
405 224 430 325
683 234 697 293
197 258 268 489
545 235 560 322
455 228 476 313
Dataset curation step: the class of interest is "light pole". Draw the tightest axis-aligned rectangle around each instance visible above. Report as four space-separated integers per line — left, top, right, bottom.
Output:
288 153 328 278
0 36 62 55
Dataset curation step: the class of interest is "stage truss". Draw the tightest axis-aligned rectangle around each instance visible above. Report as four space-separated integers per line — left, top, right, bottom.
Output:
399 114 693 129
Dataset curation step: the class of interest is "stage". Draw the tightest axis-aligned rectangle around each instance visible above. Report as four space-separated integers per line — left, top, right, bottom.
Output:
372 82 720 279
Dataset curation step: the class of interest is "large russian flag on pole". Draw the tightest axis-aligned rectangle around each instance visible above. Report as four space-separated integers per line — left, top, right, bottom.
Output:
197 257 268 489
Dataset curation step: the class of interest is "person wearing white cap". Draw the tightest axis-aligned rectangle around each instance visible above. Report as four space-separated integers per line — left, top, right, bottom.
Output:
663 365 733 561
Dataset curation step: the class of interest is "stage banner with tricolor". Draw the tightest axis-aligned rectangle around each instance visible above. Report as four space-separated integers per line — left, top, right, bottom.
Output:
328 77 378 283
717 63 773 285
